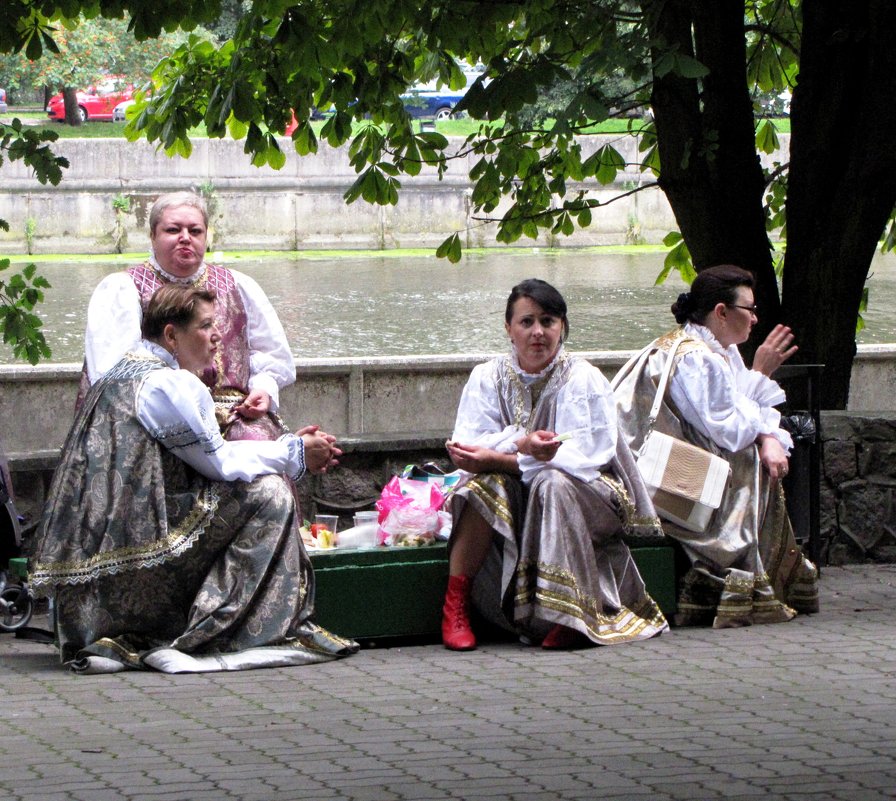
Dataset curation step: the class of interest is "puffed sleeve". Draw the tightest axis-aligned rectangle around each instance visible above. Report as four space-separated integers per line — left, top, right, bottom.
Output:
452 361 524 452
136 368 306 482
669 349 792 452
85 273 143 383
232 269 297 410
517 361 618 484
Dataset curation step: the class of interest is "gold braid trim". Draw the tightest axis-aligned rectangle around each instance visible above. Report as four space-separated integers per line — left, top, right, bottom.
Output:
463 474 514 527
31 485 221 588
514 559 667 641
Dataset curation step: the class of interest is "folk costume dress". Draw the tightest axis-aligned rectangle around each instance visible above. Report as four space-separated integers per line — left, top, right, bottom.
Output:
30 342 358 673
448 346 669 645
84 255 295 442
613 323 819 628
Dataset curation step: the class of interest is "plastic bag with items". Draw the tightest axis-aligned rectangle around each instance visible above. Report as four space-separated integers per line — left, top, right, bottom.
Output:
376 476 452 546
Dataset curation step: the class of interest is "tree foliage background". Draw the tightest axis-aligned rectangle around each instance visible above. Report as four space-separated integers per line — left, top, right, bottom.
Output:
1 0 894 407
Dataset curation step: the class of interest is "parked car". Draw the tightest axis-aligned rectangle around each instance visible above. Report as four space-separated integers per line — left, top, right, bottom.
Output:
0 88 8 115
46 78 135 122
400 85 467 120
283 81 472 134
112 98 135 122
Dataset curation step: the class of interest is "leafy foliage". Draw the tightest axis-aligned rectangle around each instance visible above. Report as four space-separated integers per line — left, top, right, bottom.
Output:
0 0 893 398
0 119 66 362
0 14 200 110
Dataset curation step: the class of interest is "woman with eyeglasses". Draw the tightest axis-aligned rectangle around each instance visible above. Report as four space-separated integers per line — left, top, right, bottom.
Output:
613 265 818 628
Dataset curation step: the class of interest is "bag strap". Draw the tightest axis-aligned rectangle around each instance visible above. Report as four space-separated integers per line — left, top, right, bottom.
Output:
610 343 655 392
645 335 688 436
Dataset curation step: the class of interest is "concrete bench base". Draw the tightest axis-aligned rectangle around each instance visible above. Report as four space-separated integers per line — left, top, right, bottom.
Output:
309 541 677 641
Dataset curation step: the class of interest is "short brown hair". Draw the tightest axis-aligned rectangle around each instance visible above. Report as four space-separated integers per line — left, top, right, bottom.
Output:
141 284 217 341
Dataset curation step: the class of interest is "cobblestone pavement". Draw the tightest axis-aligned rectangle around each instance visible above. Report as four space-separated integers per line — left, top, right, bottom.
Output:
2 564 896 801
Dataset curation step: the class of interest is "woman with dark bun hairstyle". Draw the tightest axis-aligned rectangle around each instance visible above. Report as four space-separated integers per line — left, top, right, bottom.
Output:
613 265 818 628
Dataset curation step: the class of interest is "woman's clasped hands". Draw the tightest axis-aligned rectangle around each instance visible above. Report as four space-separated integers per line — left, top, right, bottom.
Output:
297 425 342 474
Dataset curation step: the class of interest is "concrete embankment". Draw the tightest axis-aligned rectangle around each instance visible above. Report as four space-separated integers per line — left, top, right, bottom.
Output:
2 346 895 567
0 134 772 253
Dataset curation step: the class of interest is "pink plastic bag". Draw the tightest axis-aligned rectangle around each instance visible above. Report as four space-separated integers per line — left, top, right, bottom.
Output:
376 476 445 546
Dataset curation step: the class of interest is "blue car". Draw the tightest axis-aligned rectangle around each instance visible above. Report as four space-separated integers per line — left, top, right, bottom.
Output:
401 87 466 120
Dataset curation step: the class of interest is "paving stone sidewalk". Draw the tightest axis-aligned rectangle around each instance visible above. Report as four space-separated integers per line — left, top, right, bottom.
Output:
2 564 895 801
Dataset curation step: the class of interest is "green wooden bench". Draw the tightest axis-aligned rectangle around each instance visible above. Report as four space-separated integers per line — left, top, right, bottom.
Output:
309 541 677 641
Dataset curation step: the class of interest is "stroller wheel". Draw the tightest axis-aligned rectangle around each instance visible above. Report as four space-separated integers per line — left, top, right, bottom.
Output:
0 585 34 631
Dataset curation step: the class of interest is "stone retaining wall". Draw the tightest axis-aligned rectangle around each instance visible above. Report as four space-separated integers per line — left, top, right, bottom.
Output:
2 348 894 567
821 411 896 565
0 134 790 253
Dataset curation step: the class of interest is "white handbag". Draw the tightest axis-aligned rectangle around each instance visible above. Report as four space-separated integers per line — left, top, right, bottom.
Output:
616 336 731 533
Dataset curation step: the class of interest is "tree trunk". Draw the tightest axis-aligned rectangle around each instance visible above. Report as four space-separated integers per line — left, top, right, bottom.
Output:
782 0 896 408
646 0 780 347
62 87 82 126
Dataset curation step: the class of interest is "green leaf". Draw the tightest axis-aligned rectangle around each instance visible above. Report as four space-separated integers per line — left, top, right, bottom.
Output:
662 230 683 247
755 120 780 155
676 54 710 79
594 145 625 185
227 116 249 140
436 233 462 263
267 144 287 170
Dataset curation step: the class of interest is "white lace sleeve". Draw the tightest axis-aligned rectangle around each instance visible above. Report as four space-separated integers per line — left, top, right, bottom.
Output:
232 269 297 410
85 273 143 383
136 368 306 482
452 361 525 450
670 349 792 452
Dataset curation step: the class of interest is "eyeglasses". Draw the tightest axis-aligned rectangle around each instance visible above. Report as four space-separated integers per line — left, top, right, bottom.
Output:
728 304 758 315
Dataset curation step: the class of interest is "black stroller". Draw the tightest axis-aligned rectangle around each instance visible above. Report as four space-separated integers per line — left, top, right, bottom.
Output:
0 453 34 632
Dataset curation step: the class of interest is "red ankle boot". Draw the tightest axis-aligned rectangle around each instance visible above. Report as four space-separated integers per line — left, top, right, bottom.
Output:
442 574 476 651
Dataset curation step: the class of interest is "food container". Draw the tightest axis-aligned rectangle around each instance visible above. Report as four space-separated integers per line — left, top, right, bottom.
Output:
336 522 379 549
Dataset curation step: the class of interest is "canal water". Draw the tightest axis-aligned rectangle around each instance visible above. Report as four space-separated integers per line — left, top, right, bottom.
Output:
6 248 896 363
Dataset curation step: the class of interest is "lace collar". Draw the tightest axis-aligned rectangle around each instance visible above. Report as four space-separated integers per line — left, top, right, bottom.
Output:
148 250 208 285
508 344 566 383
683 322 735 359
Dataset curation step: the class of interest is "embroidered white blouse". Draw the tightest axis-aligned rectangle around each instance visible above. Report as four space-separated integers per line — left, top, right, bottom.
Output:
84 259 295 409
133 342 305 483
452 347 618 485
669 322 793 453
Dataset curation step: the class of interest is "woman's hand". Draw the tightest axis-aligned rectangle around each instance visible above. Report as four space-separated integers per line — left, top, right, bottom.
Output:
300 428 342 473
446 440 511 474
516 430 562 462
752 325 798 377
234 388 272 419
757 435 789 481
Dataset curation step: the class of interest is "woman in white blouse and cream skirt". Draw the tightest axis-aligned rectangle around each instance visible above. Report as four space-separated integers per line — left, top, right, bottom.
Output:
613 265 819 628
441 279 669 651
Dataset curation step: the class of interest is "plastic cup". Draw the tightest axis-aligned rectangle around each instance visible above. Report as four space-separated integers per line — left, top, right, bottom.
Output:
353 510 379 528
314 514 338 549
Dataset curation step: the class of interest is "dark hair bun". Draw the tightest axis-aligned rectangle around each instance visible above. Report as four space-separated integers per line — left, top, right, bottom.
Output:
671 292 692 324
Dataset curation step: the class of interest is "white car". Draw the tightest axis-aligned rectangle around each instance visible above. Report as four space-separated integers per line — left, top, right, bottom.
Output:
112 98 135 122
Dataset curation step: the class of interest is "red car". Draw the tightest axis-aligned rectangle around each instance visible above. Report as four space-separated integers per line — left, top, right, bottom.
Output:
46 78 135 122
